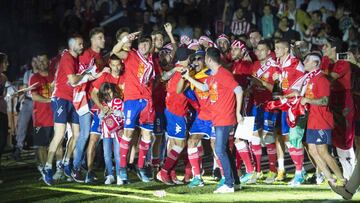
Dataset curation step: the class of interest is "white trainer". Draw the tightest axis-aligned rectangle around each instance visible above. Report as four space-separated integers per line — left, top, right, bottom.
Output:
104 175 115 185
213 184 235 194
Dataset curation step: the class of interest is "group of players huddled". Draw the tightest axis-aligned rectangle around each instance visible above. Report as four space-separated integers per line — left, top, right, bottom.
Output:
3 21 358 194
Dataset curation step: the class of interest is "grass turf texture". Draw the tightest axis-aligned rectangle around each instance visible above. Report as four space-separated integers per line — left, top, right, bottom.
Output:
1 159 360 203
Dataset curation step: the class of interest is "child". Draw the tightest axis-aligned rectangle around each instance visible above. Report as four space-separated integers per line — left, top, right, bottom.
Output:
98 82 124 185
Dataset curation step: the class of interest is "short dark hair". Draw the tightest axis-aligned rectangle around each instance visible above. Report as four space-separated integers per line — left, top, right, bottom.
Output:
206 47 221 64
275 39 290 50
89 27 104 39
326 36 344 53
138 34 152 44
0 52 8 65
257 40 272 51
115 27 130 40
313 10 323 19
151 30 163 36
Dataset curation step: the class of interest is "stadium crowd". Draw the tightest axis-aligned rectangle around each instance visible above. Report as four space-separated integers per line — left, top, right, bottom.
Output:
0 0 359 198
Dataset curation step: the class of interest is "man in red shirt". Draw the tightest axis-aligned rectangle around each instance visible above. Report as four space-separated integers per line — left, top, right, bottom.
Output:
246 40 280 184
183 47 244 193
29 53 55 176
216 34 232 69
322 38 356 180
151 23 176 171
300 52 345 186
72 27 106 182
156 47 194 185
274 40 305 185
229 40 256 184
43 35 92 186
230 40 253 88
112 33 155 183
86 54 124 184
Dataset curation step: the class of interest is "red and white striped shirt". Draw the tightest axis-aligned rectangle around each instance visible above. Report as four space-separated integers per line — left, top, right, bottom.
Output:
230 19 251 35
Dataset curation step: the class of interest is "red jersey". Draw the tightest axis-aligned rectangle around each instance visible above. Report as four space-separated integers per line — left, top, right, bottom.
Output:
152 55 167 113
320 56 332 75
305 72 334 129
49 55 61 76
251 58 280 105
29 72 55 127
278 54 305 95
331 60 352 92
206 67 239 126
232 60 253 88
79 48 105 99
52 50 79 101
79 48 105 73
92 72 124 90
123 50 153 101
166 72 188 116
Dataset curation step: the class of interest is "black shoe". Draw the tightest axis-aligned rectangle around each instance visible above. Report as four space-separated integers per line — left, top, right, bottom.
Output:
71 169 84 183
306 173 317 184
212 168 221 181
12 148 21 161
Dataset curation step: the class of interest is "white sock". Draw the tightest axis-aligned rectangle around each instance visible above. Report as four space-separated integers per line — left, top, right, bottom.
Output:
295 170 302 175
63 158 70 166
278 158 285 170
337 147 355 180
45 163 52 170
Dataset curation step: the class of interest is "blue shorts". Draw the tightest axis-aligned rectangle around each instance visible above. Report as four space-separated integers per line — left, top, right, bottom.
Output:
51 97 79 124
124 99 154 131
189 117 214 139
281 111 290 135
153 112 166 135
306 129 332 145
90 111 101 135
251 106 278 133
164 109 187 139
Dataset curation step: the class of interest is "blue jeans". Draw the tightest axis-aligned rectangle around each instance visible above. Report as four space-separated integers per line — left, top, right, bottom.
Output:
73 112 92 170
103 137 121 176
214 125 234 187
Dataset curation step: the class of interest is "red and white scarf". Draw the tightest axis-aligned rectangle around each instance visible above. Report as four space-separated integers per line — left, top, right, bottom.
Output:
73 57 98 116
266 96 308 128
291 69 322 96
136 50 154 85
254 58 278 78
101 98 124 139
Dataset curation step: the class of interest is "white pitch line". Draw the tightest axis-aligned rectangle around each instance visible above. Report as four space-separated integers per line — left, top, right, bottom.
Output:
39 186 185 203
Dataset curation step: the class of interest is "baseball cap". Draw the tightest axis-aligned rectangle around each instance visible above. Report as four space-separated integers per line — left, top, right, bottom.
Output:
174 47 195 62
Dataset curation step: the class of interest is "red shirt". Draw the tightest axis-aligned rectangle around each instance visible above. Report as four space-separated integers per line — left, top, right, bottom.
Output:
79 48 104 99
29 72 55 127
53 51 79 101
123 50 153 101
232 60 253 88
79 48 105 73
49 55 61 76
320 56 332 75
206 67 239 126
152 56 167 113
331 60 351 92
279 54 305 95
306 73 334 129
166 72 188 116
92 72 124 90
251 59 280 105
